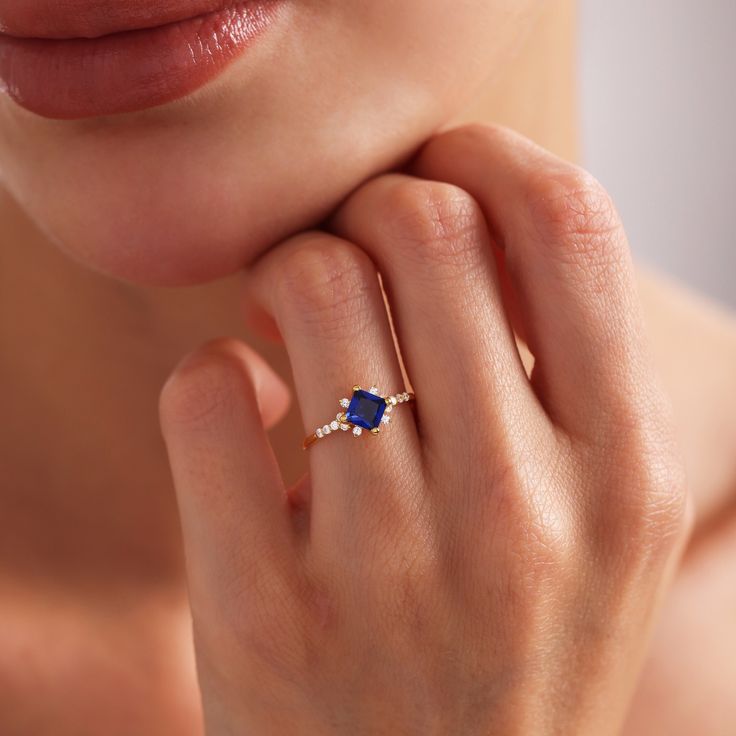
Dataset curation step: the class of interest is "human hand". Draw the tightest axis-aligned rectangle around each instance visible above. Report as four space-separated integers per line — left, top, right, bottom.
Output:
159 124 691 735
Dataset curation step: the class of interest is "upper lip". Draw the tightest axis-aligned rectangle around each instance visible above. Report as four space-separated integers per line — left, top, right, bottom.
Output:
0 0 233 39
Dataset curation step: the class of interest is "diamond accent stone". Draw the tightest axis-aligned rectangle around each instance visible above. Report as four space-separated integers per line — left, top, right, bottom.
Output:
340 423 350 431
353 426 363 437
380 414 391 424
339 398 350 409
368 385 379 394
315 427 323 438
322 424 331 435
330 420 339 431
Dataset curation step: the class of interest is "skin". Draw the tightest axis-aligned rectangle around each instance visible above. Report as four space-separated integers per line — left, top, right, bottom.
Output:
0 0 540 285
1 0 735 733
161 126 689 734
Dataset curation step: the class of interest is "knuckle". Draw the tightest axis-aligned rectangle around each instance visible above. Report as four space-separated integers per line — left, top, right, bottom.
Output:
597 435 689 560
520 522 575 596
203 569 307 678
429 122 510 156
381 179 487 269
452 121 502 142
482 468 575 594
526 167 626 269
277 235 378 341
513 523 574 601
629 455 689 549
377 545 438 631
159 338 251 430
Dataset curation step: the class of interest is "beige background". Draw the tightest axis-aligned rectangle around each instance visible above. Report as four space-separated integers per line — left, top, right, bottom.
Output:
579 0 736 307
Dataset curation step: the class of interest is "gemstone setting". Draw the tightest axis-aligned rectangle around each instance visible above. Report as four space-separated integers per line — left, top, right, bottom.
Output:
304 385 413 448
346 389 387 431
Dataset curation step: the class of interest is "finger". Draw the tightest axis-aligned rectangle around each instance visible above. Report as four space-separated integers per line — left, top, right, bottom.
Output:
327 174 542 463
245 232 422 546
408 124 648 432
159 338 296 628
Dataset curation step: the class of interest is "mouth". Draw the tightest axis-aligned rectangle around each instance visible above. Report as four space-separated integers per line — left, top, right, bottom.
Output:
0 0 284 119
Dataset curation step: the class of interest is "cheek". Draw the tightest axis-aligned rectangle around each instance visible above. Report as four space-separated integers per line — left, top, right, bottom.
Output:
0 0 533 287
366 0 539 88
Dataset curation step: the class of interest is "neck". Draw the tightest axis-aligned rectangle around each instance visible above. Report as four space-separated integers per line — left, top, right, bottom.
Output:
451 0 578 162
0 2 578 589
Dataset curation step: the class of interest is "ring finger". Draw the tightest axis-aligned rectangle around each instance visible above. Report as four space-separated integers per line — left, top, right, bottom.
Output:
245 231 423 550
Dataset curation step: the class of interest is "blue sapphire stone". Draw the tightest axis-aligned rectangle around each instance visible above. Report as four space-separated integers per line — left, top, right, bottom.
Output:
346 389 386 430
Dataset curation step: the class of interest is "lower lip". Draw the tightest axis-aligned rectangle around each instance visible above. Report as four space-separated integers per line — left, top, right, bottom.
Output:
0 1 282 120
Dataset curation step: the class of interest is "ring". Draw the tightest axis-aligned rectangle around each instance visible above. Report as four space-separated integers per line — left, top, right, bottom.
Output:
303 384 415 450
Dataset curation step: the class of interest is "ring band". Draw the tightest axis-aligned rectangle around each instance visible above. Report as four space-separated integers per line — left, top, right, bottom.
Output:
303 384 415 450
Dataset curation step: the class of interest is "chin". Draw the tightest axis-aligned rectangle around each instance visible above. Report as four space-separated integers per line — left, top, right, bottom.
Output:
38 172 340 288
3 106 425 288
0 0 501 287
47 203 286 289
0 76 442 287
15 178 298 288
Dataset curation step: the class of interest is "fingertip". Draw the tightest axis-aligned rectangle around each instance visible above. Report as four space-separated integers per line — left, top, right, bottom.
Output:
240 276 285 344
159 338 290 438
250 349 291 430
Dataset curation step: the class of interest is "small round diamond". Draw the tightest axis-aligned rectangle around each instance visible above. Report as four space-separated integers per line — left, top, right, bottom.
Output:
353 426 363 437
389 396 398 406
380 414 391 424
330 420 339 431
368 386 379 395
340 423 350 431
315 427 323 438
322 424 331 435
339 398 350 408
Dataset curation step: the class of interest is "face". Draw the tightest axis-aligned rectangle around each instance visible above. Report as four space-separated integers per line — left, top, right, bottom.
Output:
0 0 538 286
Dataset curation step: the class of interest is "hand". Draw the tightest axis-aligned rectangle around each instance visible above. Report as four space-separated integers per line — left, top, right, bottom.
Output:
159 124 691 735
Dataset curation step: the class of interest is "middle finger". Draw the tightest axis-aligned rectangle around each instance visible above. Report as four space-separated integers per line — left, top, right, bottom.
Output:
329 174 543 463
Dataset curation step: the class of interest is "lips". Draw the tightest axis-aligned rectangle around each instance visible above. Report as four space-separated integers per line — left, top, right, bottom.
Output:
0 0 283 119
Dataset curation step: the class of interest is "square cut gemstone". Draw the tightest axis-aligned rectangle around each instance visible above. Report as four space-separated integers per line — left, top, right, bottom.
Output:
346 389 387 430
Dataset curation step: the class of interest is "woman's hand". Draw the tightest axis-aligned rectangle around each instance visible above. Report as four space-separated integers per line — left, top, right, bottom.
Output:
159 124 691 735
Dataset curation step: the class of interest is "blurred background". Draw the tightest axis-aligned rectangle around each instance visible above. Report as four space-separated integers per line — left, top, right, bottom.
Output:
579 0 736 308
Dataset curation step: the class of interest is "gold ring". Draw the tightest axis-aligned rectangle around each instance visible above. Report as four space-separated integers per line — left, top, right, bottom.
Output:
303 384 415 450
